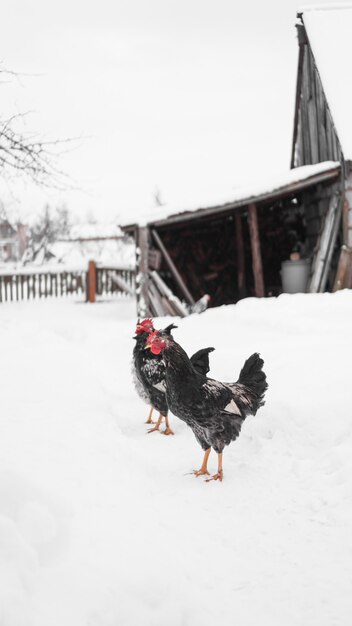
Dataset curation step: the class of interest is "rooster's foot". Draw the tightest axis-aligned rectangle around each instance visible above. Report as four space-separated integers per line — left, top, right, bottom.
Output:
145 408 156 424
146 413 163 433
161 427 174 436
193 468 210 477
147 425 160 434
205 471 223 483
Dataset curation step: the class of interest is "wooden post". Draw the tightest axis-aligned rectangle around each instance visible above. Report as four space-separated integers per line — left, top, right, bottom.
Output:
247 203 265 297
87 260 97 303
136 227 150 318
235 212 246 298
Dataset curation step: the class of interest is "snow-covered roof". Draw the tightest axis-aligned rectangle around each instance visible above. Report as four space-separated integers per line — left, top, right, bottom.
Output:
68 222 123 240
121 161 340 228
300 4 352 159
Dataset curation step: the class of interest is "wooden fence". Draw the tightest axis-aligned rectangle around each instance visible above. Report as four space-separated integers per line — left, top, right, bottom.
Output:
95 267 135 299
0 264 135 303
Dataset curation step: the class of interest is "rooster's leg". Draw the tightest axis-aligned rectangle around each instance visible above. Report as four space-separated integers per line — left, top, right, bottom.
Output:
206 453 223 482
193 448 211 477
145 406 155 424
147 413 163 433
161 414 174 436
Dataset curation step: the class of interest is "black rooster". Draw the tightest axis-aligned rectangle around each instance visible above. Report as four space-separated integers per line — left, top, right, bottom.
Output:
146 329 268 480
132 319 214 435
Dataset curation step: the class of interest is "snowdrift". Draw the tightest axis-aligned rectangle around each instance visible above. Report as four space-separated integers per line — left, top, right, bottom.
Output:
0 292 351 625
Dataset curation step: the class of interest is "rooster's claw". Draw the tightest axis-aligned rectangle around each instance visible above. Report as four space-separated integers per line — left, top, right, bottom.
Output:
161 427 174 436
147 426 160 434
193 469 210 477
205 471 223 483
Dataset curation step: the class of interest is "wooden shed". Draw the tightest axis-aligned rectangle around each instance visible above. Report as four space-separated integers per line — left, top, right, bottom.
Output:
123 5 351 318
123 163 340 317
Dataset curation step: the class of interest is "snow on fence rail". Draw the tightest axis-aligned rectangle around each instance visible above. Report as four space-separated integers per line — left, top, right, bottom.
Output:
0 266 135 303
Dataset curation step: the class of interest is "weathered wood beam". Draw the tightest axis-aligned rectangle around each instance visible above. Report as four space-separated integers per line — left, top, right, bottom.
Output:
308 191 341 293
148 280 166 316
302 46 312 165
247 203 265 298
316 77 328 162
291 27 306 168
307 49 319 164
150 270 189 317
151 229 195 305
235 213 246 298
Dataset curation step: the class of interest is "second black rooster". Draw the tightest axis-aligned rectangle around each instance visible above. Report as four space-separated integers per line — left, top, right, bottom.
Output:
146 328 268 479
132 319 214 435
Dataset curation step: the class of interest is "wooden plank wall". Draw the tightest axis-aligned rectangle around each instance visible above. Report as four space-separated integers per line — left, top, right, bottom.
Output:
293 31 343 168
292 29 344 273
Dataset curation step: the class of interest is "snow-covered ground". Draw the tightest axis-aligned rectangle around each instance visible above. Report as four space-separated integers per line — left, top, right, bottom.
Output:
0 291 351 626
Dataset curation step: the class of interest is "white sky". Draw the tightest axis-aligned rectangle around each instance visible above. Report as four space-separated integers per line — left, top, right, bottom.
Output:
303 5 352 159
0 0 336 223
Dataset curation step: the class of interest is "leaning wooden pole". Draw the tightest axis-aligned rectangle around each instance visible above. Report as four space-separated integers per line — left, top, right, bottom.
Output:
247 203 265 298
151 229 195 305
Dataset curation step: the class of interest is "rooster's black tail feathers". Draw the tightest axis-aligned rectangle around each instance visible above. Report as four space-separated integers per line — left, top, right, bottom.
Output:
190 347 215 376
237 352 268 415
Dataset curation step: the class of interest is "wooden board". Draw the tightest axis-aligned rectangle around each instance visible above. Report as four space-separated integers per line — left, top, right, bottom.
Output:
308 191 341 293
247 203 265 297
333 245 352 291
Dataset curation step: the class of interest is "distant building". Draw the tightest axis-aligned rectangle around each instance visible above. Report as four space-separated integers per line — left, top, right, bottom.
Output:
0 219 28 262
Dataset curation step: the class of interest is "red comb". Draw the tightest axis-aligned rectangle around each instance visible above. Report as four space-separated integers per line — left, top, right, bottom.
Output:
135 318 154 334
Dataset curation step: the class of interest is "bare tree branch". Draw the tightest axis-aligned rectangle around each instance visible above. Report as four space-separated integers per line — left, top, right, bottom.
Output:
0 65 79 190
